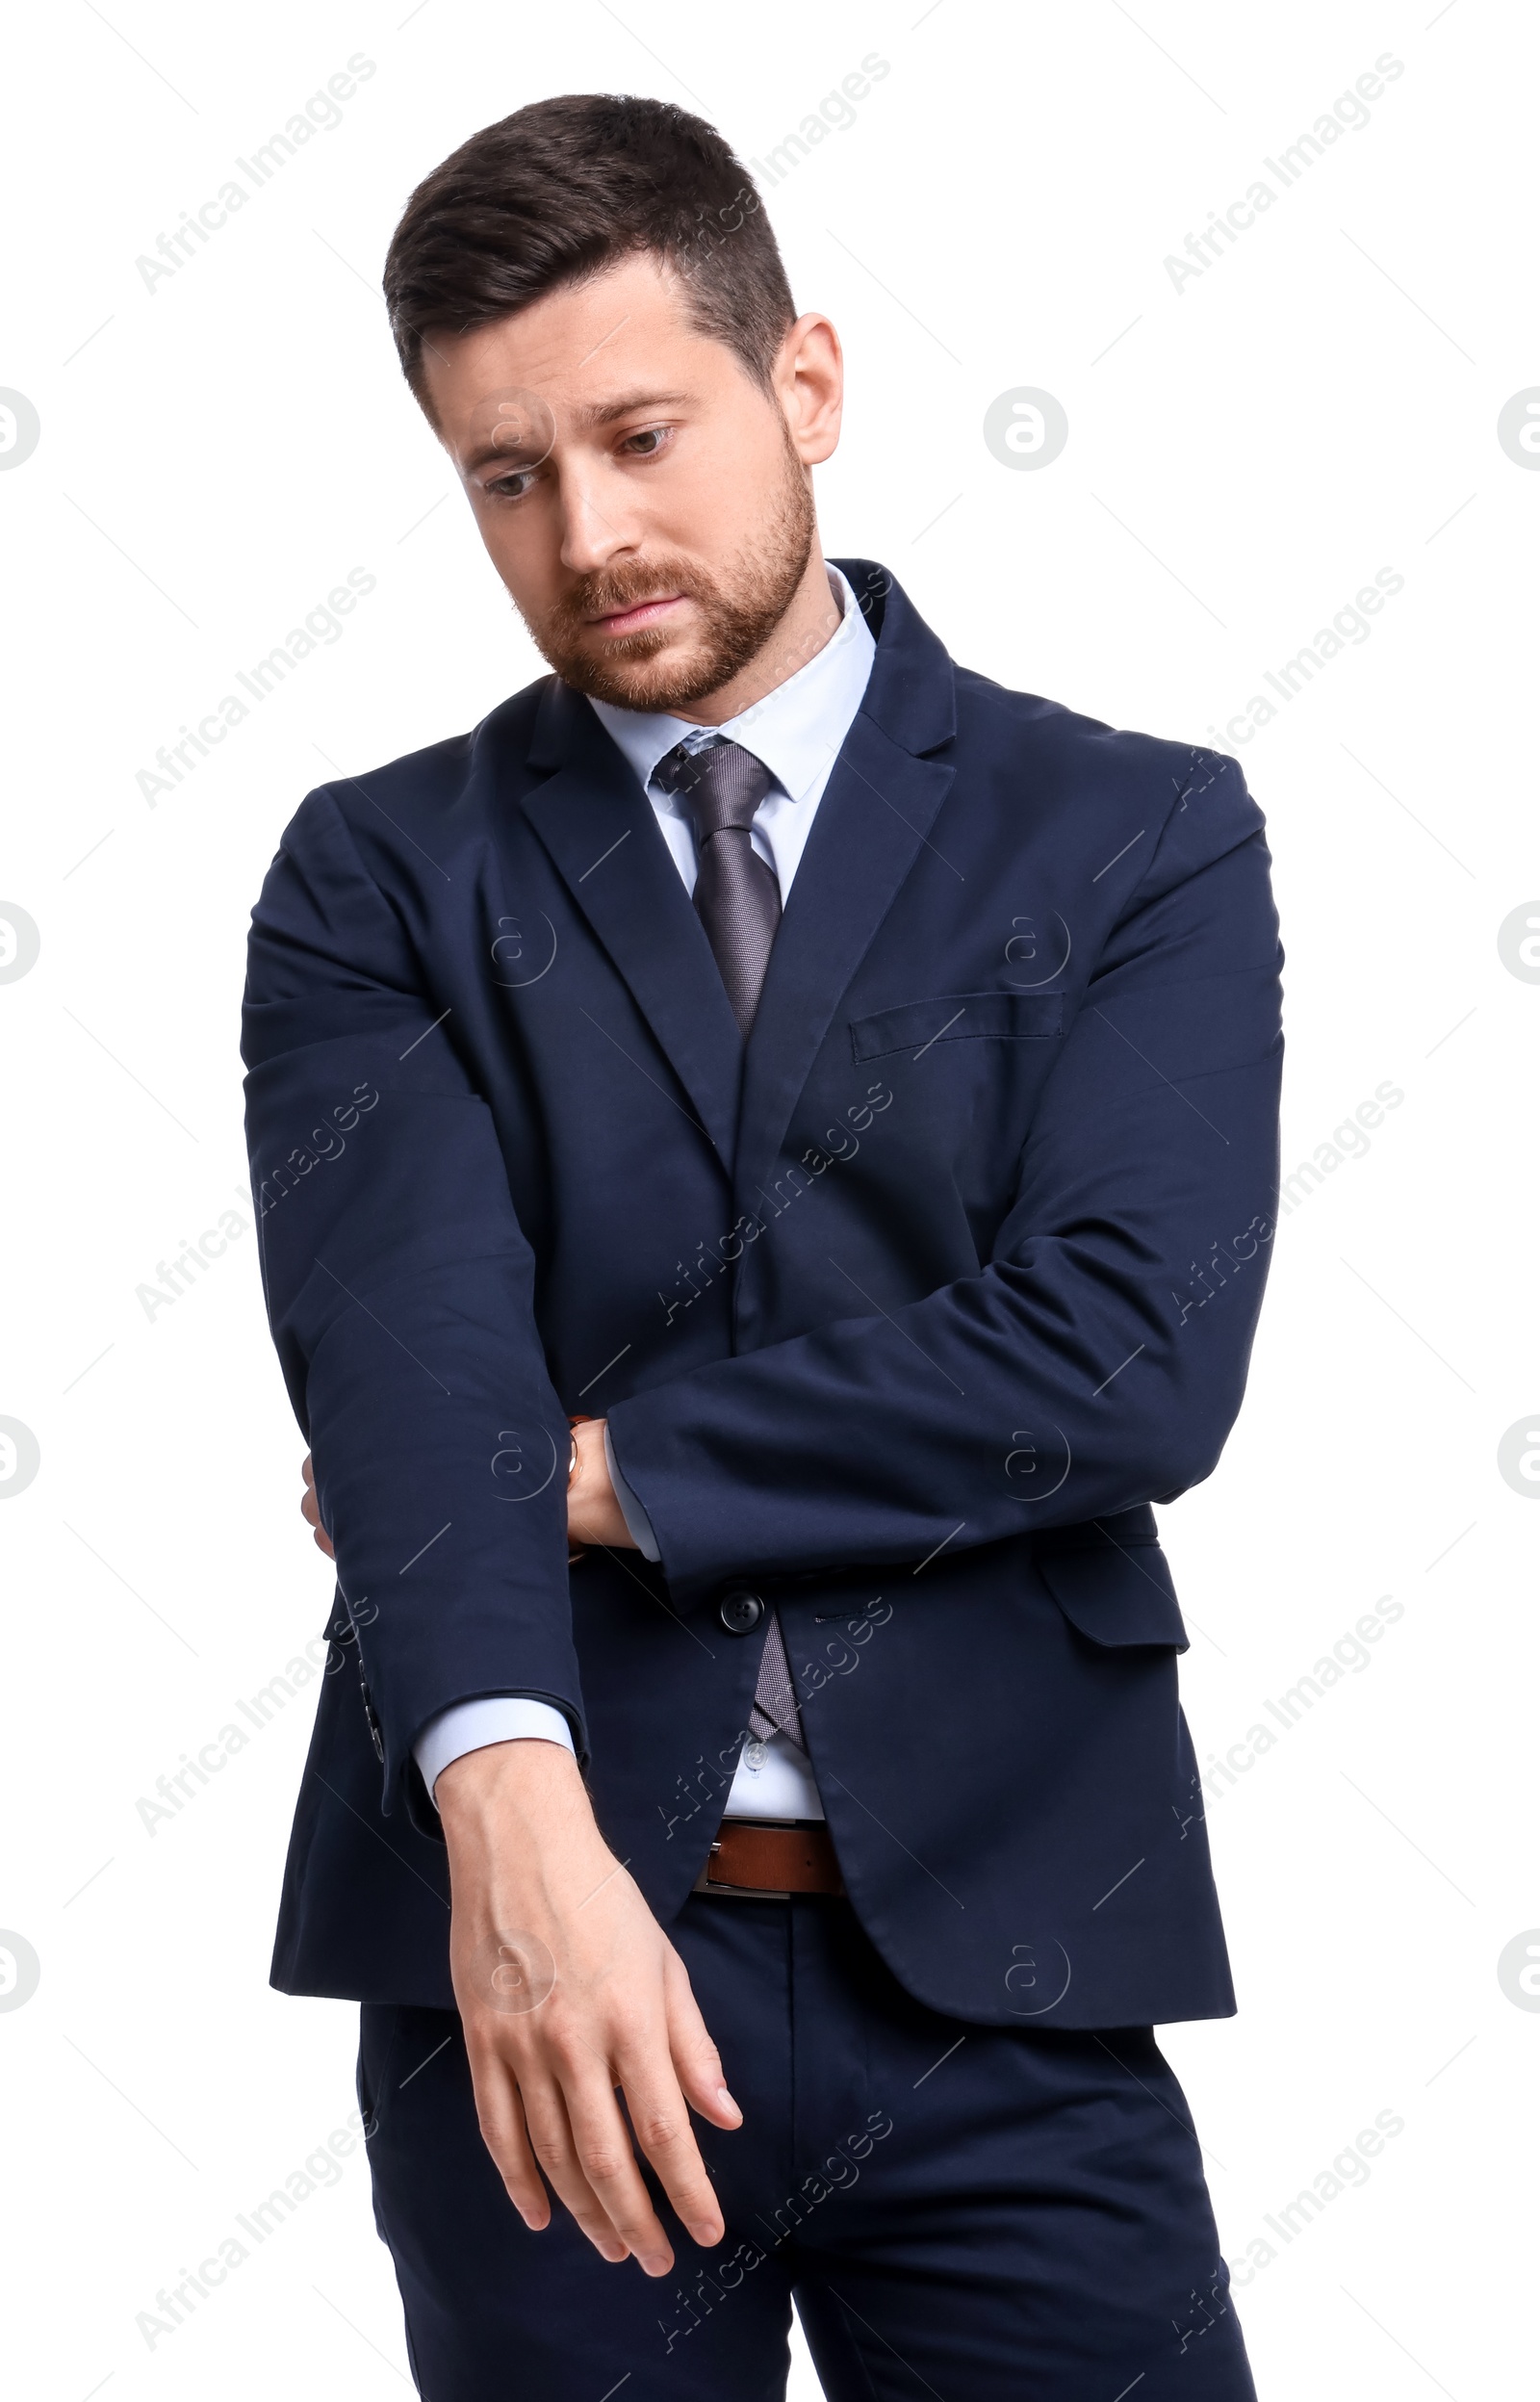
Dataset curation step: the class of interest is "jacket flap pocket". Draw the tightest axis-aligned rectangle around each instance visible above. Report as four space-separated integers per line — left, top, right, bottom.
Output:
1036 1537 1189 1651
850 991 1064 1063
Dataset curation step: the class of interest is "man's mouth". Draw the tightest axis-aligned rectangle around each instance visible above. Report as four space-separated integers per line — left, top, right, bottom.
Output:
586 592 685 638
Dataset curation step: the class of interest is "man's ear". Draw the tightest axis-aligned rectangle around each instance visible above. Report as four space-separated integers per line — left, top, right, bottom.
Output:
778 312 843 468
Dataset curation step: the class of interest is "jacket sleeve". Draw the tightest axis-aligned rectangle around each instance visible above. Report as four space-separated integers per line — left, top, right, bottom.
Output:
604 753 1283 1594
242 785 583 1810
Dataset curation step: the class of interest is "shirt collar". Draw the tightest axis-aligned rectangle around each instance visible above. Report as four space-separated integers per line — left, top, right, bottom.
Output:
588 563 875 810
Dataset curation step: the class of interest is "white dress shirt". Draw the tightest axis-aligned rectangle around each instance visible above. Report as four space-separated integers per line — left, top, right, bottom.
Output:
414 565 877 1819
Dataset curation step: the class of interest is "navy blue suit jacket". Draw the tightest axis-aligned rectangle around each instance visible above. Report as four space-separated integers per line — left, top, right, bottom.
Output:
243 561 1282 2028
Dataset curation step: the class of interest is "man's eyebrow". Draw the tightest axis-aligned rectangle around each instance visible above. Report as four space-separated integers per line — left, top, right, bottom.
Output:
457 390 692 477
566 388 692 431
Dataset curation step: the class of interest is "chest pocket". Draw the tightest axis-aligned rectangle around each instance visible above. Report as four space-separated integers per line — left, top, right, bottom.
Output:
848 991 1064 1063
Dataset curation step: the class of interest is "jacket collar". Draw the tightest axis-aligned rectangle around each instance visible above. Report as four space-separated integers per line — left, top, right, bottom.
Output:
519 560 957 1185
524 559 953 772
585 560 874 823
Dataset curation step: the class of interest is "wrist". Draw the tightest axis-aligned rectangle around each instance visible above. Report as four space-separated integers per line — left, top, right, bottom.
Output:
438 1740 610 1914
437 1732 586 1827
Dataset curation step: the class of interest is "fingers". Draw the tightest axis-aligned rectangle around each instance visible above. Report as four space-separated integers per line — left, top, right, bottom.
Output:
523 2057 672 2272
478 1966 736 2272
299 1453 335 1559
464 2044 555 2236
614 2009 726 2251
663 1947 742 2130
466 2011 671 2272
664 1955 739 2123
304 1501 335 1559
567 1417 633 1549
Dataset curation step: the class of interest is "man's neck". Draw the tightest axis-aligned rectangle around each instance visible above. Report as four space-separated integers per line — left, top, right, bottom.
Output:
668 542 843 728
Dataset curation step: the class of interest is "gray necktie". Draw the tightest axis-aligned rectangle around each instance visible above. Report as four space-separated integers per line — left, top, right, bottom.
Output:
654 737 782 1035
654 737 807 1759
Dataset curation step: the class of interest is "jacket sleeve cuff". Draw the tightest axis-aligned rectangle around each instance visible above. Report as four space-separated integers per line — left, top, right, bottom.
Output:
604 1423 661 1562
413 1695 577 1808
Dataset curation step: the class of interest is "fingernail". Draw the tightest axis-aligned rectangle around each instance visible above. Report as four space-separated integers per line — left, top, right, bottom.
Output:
688 2221 721 2249
717 2085 741 2117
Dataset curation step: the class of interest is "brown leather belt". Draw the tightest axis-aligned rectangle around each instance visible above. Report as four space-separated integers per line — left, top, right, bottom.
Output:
693 1819 846 1899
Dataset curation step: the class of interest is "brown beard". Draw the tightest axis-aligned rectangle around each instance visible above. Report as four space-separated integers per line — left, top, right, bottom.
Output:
521 437 816 712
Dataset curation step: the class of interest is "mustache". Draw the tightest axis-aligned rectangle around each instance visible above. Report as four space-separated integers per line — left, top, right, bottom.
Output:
545 556 718 636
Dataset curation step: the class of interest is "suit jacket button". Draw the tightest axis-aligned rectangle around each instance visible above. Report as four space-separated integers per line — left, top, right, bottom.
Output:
718 1588 764 1634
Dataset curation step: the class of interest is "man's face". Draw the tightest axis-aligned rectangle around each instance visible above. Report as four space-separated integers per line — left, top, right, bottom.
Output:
422 254 836 711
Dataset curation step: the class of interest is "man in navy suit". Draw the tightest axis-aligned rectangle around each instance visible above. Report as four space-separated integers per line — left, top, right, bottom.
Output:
246 93 1281 2401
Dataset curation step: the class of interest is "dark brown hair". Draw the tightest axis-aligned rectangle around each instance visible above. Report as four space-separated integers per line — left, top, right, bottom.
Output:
383 94 795 411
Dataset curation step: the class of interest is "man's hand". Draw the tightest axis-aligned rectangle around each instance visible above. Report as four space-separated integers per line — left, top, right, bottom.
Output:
437 1739 739 2274
297 1416 634 1563
567 1416 634 1550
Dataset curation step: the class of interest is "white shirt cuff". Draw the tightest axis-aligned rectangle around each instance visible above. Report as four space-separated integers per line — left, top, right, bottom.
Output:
413 1696 575 1807
604 1425 661 1561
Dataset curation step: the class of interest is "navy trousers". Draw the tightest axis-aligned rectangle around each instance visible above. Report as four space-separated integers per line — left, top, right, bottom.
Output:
358 1895 1256 2401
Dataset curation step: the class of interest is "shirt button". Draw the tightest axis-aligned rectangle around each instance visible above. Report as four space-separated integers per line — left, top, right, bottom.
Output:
718 1588 764 1634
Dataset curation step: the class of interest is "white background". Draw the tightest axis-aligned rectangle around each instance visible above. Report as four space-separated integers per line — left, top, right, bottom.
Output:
2 1 1535 2394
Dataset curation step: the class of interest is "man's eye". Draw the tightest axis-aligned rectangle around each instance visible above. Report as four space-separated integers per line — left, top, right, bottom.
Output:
485 469 538 501
622 427 668 456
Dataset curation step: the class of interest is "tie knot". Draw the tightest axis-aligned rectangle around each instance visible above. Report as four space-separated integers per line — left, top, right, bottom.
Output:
654 737 774 839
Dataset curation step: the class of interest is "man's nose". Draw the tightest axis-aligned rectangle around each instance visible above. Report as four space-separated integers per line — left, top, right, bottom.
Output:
556 468 633 578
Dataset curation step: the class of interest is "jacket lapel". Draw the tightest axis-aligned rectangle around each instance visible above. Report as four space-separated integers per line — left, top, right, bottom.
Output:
519 683 743 1165
733 564 958 1214
513 565 958 1191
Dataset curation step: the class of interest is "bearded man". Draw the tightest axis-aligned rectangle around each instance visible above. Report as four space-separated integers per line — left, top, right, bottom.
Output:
244 91 1281 2402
